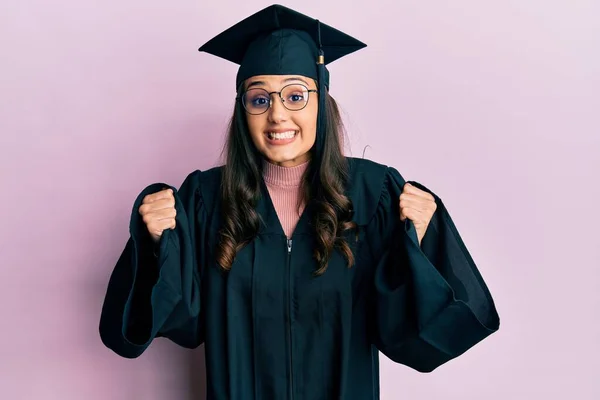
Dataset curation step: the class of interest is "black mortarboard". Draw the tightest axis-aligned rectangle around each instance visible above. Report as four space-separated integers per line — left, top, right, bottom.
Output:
198 4 366 160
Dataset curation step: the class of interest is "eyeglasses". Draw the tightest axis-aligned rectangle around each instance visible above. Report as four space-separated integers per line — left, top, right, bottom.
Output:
238 83 318 115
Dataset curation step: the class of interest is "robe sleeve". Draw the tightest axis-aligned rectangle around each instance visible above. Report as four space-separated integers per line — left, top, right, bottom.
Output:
366 166 500 372
99 170 206 358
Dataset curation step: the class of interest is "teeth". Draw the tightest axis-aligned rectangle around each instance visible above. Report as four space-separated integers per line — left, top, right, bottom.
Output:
267 131 296 140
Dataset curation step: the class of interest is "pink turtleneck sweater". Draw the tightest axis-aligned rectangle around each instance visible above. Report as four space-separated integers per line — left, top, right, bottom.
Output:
262 159 309 238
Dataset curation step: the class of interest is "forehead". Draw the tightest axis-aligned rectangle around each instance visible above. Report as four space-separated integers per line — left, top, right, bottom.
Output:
244 75 314 89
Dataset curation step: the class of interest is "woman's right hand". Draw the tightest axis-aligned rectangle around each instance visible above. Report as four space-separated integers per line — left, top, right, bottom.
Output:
138 188 177 243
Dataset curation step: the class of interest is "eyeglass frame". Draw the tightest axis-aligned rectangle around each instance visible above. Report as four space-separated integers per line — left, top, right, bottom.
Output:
237 83 319 115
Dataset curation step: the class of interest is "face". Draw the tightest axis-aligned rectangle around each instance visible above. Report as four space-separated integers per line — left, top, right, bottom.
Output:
243 75 318 167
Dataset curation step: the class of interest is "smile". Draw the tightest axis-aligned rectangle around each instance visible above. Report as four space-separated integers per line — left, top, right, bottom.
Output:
266 130 297 140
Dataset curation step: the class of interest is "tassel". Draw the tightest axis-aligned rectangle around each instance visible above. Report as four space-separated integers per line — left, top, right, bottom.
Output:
315 20 327 161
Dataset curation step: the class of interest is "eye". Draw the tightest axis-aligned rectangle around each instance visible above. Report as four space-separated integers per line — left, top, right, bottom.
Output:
251 96 269 106
286 92 305 103
244 89 270 109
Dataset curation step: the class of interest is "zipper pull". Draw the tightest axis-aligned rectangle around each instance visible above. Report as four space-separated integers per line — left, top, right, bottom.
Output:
287 239 292 254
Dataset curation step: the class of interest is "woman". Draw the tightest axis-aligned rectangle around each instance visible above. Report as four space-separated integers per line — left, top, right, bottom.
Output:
99 4 500 399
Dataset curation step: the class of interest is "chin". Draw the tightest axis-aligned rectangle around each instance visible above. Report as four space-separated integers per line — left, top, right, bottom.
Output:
262 149 311 166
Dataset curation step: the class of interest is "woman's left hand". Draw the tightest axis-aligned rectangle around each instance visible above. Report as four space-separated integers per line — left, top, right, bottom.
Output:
399 183 437 246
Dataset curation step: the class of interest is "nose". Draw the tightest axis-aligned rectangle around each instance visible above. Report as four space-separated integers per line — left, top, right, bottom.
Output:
267 93 288 124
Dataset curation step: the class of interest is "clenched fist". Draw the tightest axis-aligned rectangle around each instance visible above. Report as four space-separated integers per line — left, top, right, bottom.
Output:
399 183 437 246
139 188 177 243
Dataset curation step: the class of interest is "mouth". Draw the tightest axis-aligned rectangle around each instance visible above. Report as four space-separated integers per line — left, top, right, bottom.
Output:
264 130 298 145
265 130 298 140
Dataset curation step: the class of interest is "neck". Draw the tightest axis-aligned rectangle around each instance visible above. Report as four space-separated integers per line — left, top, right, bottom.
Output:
262 158 309 187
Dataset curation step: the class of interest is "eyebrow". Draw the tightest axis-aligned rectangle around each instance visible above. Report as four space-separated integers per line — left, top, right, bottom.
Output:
246 77 311 89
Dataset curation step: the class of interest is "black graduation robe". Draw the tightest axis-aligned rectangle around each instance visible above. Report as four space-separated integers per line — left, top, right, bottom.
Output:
99 156 500 400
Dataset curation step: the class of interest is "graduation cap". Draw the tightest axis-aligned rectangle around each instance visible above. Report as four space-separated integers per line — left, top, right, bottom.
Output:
198 4 366 159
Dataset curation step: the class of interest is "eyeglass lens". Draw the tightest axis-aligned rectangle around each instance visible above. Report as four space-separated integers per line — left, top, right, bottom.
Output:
242 84 311 114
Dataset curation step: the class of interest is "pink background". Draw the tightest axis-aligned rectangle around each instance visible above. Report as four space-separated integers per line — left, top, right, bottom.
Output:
1 0 599 399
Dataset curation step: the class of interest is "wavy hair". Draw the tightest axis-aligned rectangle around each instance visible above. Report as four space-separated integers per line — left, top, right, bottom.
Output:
216 87 356 275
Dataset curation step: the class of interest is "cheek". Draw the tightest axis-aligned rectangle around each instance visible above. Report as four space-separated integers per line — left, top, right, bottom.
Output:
297 105 318 140
246 116 265 145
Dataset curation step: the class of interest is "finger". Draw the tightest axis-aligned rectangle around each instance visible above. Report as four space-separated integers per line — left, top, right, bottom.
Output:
400 207 413 221
399 192 419 201
140 198 175 215
156 218 176 230
148 219 177 237
403 184 435 201
141 207 176 224
144 188 174 204
149 207 177 221
402 183 418 194
405 188 434 202
151 198 176 211
400 206 425 222
399 194 425 208
400 195 435 212
402 201 436 216
400 195 436 214
150 217 176 231
155 207 177 221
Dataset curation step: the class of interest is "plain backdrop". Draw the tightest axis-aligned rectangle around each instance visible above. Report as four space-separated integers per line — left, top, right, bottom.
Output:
1 0 598 399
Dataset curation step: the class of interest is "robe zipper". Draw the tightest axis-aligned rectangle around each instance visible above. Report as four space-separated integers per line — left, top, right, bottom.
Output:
286 238 294 400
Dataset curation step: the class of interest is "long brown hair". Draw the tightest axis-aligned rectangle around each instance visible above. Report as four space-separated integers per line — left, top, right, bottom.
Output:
216 89 356 275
